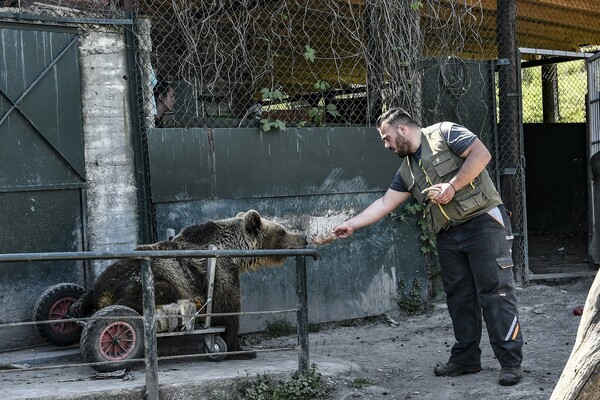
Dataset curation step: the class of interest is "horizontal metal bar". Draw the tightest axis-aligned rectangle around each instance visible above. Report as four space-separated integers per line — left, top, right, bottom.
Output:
1 308 298 329
519 47 594 59
156 327 225 337
0 11 133 25
0 183 86 193
0 348 296 374
157 347 294 362
527 270 597 281
0 248 321 263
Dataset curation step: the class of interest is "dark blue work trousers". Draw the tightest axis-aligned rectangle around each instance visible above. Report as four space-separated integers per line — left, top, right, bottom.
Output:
436 206 523 368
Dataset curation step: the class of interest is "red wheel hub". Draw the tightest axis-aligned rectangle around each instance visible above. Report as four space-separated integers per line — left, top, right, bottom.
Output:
48 298 78 334
98 322 137 361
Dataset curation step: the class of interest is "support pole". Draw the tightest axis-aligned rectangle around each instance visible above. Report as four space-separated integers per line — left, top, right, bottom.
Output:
295 256 309 372
141 259 159 400
497 0 526 281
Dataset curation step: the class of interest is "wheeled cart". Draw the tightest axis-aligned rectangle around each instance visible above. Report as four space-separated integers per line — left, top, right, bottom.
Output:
33 248 226 372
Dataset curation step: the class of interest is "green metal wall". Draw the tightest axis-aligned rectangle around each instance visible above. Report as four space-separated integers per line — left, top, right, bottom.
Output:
0 23 86 350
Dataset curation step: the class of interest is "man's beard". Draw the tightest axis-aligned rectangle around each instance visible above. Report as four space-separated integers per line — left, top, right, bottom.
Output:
394 136 412 158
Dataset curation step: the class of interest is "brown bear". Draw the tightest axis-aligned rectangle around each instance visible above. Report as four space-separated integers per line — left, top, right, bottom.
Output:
69 210 307 355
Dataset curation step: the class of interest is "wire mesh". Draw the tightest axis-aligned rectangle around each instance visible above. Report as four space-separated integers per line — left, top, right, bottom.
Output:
2 0 599 276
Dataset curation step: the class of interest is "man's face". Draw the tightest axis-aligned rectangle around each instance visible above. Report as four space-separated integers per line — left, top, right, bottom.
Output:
161 87 176 111
379 122 412 158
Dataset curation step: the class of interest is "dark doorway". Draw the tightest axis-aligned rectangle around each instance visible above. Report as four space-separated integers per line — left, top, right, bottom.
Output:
524 123 592 276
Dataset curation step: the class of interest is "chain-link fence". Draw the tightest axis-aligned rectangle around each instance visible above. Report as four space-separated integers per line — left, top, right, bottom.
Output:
2 0 599 278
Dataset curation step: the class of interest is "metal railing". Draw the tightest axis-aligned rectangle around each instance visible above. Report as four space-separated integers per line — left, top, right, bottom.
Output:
0 248 320 400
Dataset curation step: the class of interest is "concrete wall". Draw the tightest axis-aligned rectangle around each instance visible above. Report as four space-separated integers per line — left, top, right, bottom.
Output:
79 27 139 276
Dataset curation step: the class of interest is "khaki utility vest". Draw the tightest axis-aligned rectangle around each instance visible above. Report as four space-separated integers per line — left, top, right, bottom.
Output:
398 122 502 233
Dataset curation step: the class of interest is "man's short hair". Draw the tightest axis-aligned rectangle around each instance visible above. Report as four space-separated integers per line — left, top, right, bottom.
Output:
376 107 416 129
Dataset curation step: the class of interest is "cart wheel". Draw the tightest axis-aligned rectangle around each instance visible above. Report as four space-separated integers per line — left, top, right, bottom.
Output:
207 336 227 361
33 283 85 346
81 305 144 372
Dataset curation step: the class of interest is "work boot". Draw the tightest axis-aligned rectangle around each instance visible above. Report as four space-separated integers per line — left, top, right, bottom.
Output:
499 366 522 386
434 362 481 377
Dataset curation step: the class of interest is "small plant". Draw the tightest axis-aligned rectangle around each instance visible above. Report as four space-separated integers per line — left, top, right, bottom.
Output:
410 1 424 11
397 278 430 315
301 46 342 127
350 377 374 389
303 44 316 62
308 102 341 125
259 87 287 132
241 364 330 400
265 317 295 337
260 118 287 132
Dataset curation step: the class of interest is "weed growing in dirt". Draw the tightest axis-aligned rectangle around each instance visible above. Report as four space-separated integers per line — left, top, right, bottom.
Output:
350 377 374 389
265 317 295 337
222 365 331 400
397 279 432 315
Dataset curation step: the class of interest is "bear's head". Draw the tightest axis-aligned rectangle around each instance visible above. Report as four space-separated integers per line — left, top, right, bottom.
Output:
173 210 307 272
235 210 307 270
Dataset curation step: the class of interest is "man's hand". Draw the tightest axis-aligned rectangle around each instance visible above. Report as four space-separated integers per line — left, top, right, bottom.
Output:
333 222 354 239
422 182 456 205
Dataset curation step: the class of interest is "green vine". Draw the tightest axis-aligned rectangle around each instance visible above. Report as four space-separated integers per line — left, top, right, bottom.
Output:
259 87 287 132
258 45 341 131
390 202 440 279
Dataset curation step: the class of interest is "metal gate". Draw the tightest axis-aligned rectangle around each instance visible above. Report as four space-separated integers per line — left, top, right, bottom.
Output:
588 52 600 158
587 51 600 266
0 23 86 350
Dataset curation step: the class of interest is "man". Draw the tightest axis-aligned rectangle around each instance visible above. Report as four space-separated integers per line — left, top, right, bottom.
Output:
333 108 523 386
154 80 176 128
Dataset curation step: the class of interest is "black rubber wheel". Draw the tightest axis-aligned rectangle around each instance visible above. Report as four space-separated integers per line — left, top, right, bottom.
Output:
33 283 85 346
207 336 227 361
80 305 144 372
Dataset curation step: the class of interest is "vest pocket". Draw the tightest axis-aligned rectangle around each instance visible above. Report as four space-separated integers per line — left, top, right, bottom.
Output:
431 151 459 176
453 186 484 211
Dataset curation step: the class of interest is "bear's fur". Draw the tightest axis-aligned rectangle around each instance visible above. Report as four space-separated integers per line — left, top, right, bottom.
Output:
69 210 307 354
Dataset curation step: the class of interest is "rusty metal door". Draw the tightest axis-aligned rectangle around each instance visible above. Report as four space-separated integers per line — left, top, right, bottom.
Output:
0 22 86 349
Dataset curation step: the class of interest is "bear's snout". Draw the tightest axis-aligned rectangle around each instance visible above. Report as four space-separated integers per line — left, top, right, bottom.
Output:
288 232 308 248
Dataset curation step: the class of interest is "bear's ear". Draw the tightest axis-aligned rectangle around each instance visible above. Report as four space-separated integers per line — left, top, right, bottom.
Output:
235 211 245 218
243 210 262 234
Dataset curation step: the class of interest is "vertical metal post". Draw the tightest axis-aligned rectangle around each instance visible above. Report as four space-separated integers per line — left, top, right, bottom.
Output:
295 256 309 372
203 245 217 329
497 0 526 281
141 259 159 400
124 11 154 244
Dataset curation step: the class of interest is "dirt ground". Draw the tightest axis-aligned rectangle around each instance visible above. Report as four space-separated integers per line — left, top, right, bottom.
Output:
251 275 596 400
1 276 596 400
1 233 596 399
